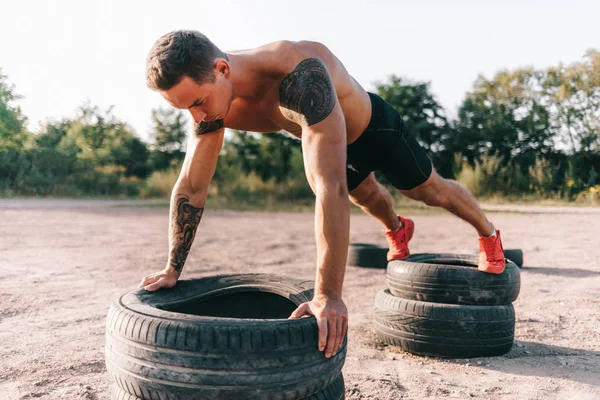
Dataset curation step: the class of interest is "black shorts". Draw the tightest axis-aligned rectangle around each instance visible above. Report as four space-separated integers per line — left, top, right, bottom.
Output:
346 92 433 191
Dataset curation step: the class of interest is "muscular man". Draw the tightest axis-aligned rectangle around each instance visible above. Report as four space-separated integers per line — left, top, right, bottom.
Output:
138 30 506 360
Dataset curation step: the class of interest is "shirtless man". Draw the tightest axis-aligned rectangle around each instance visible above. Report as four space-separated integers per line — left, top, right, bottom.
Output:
138 30 506 360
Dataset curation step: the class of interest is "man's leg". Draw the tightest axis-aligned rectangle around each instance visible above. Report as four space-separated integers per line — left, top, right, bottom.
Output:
349 169 504 273
349 173 415 261
398 169 505 274
398 169 494 237
349 169 494 236
349 172 399 231
350 92 504 273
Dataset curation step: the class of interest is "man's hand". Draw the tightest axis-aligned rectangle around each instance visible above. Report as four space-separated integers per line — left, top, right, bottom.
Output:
137 268 179 292
289 294 348 358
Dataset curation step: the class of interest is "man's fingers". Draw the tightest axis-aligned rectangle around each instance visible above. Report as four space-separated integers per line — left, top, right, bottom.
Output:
144 283 158 292
288 303 309 320
138 275 158 289
340 317 348 348
144 277 166 292
287 300 347 357
324 317 337 358
335 317 345 352
317 317 328 353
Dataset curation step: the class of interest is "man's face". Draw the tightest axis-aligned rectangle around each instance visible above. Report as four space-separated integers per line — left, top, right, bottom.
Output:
161 63 233 124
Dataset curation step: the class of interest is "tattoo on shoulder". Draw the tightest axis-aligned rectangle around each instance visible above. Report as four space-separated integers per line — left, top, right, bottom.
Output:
279 58 336 126
195 119 224 135
169 194 204 273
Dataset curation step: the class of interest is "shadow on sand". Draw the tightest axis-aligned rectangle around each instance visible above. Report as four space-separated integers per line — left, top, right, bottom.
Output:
522 266 600 278
444 341 600 387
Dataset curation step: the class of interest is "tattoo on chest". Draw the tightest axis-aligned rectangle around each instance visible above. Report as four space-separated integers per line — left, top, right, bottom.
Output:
279 58 336 126
195 119 224 135
169 195 204 273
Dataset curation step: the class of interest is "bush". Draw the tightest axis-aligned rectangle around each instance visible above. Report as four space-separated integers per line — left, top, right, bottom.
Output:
67 165 140 197
575 185 600 205
275 175 314 203
455 154 573 200
214 171 276 205
455 160 486 197
139 168 180 199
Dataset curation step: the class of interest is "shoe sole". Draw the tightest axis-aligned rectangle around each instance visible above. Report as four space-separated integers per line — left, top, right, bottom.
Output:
477 264 506 274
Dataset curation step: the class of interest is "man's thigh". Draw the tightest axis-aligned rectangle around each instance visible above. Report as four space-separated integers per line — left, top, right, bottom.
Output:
377 122 433 191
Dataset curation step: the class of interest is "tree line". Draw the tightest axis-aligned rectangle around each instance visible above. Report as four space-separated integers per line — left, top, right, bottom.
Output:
1 50 599 204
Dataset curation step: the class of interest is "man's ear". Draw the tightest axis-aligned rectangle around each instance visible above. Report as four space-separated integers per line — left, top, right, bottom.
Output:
215 59 230 78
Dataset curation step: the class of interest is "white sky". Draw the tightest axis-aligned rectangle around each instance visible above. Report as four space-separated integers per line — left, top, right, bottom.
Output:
1 0 598 141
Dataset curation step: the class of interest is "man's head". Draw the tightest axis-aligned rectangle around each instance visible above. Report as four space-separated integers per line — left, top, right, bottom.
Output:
146 30 233 124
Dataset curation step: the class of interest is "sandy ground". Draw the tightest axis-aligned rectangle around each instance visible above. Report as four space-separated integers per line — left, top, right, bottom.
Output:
1 200 599 400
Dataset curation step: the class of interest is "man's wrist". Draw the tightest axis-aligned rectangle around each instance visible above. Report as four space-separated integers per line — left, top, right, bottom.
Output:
163 264 181 278
314 288 342 301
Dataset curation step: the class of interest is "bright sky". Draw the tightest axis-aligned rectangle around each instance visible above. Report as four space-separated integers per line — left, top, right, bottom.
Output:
1 0 598 141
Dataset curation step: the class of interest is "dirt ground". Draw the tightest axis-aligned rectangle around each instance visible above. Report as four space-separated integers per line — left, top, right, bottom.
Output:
1 200 599 400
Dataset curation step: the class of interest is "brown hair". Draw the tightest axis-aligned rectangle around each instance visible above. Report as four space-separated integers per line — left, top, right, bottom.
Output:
146 30 228 91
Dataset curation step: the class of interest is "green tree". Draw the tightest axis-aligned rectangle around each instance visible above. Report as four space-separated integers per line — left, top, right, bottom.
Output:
375 76 454 177
210 130 311 203
454 68 555 169
34 120 70 149
544 50 600 153
25 120 78 193
0 69 29 191
0 69 28 149
219 131 260 173
216 130 303 183
149 107 188 170
257 132 302 182
543 50 600 191
62 102 150 178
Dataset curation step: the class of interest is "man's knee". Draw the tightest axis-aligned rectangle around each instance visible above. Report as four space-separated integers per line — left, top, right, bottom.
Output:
349 174 379 205
401 172 450 208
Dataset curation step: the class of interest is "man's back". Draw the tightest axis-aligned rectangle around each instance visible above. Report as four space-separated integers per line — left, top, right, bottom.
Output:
221 40 372 145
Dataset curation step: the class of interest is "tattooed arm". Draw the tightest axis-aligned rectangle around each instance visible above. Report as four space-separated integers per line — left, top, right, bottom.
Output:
138 125 225 291
281 58 350 359
166 194 204 275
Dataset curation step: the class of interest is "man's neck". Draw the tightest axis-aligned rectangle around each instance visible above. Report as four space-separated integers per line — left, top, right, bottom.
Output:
226 52 277 103
226 53 257 101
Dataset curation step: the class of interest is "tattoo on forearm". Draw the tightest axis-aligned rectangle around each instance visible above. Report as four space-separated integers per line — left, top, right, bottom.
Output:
195 119 224 135
279 58 336 126
168 195 204 273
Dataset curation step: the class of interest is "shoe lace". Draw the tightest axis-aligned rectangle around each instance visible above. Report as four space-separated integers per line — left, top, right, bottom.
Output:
386 228 406 251
481 237 503 260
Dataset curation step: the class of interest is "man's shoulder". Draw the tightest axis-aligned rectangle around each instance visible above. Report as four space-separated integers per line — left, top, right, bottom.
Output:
255 40 333 77
257 40 329 55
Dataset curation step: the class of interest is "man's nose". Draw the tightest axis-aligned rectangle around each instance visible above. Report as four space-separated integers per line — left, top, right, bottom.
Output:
190 109 207 124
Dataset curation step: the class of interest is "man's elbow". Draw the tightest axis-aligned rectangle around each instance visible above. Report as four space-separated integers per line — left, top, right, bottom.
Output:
172 179 208 207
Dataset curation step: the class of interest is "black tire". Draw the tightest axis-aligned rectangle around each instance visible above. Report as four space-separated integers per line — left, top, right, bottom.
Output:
374 289 515 358
105 274 347 400
387 253 520 305
111 374 346 400
504 249 524 268
347 243 387 269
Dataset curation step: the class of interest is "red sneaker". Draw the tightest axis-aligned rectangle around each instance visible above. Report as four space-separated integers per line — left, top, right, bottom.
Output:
478 229 506 274
384 216 415 261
